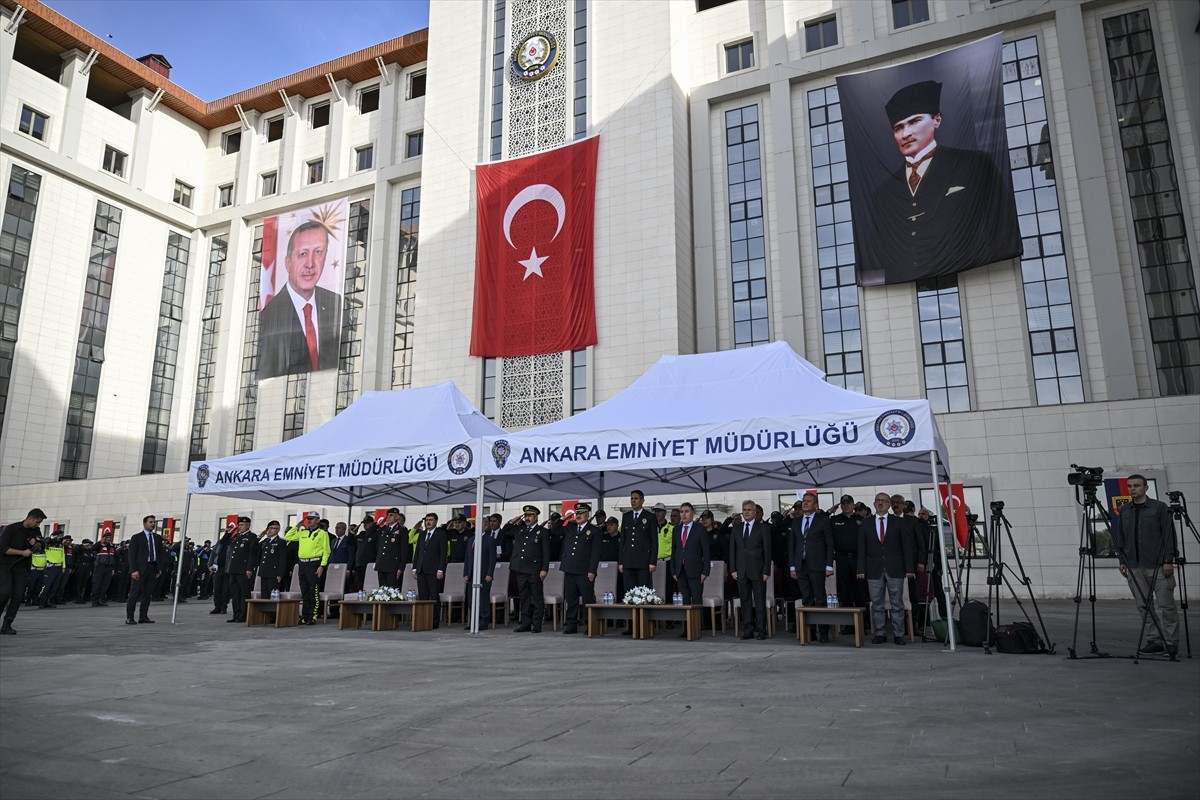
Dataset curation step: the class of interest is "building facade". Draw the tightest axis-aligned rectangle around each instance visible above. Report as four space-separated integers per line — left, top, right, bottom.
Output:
0 0 1196 597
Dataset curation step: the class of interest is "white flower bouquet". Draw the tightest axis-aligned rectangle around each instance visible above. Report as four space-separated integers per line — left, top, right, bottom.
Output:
622 586 664 605
365 587 405 601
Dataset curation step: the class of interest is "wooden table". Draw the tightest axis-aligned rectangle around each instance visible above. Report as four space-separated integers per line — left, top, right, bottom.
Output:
373 600 435 632
796 606 866 647
245 598 300 628
339 598 375 630
586 603 638 637
635 604 702 640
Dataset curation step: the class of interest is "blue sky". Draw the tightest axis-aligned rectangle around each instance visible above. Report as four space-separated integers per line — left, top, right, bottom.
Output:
44 0 431 101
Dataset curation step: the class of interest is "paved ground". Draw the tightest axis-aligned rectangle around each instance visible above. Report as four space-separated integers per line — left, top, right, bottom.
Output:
1 597 1197 800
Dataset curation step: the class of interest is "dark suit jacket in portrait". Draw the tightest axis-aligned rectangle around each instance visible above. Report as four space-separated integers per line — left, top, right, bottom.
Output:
790 512 834 572
728 519 772 579
670 520 711 579
858 515 916 580
257 284 342 380
863 145 1019 285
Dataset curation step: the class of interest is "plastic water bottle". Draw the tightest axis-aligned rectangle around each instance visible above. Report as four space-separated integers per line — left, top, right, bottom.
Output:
673 592 682 606
271 589 279 599
830 594 839 608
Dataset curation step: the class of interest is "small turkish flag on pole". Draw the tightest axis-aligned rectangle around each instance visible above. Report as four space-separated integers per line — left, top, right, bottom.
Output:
471 136 600 357
939 483 969 548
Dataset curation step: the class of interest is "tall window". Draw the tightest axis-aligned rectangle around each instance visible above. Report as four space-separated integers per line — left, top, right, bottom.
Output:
283 374 307 440
917 275 969 412
0 166 42 434
142 232 190 474
573 0 588 139
335 200 370 413
217 183 234 208
265 116 283 142
355 145 374 171
1004 37 1083 405
261 172 278 197
1103 11 1199 395
570 349 587 415
234 227 262 454
392 187 420 389
482 357 497 420
405 132 424 159
725 40 754 73
189 235 227 463
407 70 427 99
725 105 769 348
806 86 864 391
307 159 324 185
892 0 929 29
489 0 507 161
61 201 121 480
222 130 241 155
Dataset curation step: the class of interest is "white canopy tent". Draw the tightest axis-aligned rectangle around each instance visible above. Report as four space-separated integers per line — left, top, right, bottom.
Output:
481 342 960 648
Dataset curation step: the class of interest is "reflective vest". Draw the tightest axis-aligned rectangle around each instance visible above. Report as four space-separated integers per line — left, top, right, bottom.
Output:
657 523 674 559
284 525 330 565
44 544 66 567
31 552 47 569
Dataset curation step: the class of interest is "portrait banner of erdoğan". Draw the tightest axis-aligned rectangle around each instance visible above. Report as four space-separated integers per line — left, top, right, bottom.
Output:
470 135 599 357
836 35 1020 287
256 198 349 381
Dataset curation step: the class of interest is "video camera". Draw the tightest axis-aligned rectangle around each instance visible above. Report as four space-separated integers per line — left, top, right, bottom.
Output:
1067 464 1104 489
1167 490 1184 513
990 500 1004 514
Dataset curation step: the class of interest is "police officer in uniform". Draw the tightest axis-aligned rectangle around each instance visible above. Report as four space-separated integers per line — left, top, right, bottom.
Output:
257 521 288 597
39 531 66 608
376 509 408 590
1 509 46 634
830 494 867 632
90 531 117 606
227 516 260 623
620 490 657 634
511 505 550 633
351 515 378 593
284 513 331 625
559 502 601 635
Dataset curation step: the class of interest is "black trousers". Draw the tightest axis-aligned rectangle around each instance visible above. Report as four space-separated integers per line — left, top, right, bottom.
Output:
416 571 441 627
378 569 398 589
1 566 30 625
298 562 320 622
676 569 703 606
470 577 494 629
622 567 650 595
90 566 113 604
516 570 544 630
74 568 93 602
126 564 158 620
835 557 870 610
230 573 252 620
796 566 829 636
259 576 280 597
211 572 229 612
736 574 768 635
562 571 594 630
39 565 63 605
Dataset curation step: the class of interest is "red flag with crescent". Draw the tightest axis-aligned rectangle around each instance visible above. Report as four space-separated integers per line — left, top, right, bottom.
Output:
939 483 969 548
470 136 599 357
374 508 389 526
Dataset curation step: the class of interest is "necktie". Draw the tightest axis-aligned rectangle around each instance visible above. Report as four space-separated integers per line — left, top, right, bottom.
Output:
681 524 690 548
879 517 886 543
147 531 156 562
303 302 319 370
802 516 810 561
743 523 750 539
908 165 921 194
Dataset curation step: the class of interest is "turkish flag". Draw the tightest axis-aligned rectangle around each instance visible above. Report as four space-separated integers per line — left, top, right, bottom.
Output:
939 483 969 548
162 517 175 544
259 215 278 310
100 520 114 539
374 508 389 525
470 136 600 357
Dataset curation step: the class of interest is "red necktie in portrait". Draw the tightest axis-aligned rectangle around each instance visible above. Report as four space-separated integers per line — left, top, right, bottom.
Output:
304 303 318 369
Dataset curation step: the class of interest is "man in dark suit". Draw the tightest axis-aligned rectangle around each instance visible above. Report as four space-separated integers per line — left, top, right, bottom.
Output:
729 499 772 640
789 493 835 642
350 515 378 594
412 513 447 628
511 505 550 633
464 515 499 630
257 221 342 380
559 502 601 635
126 515 165 625
671 502 711 637
858 493 917 645
863 80 1019 285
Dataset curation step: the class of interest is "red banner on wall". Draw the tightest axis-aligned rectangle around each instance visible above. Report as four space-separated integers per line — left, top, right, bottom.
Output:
470 136 599 357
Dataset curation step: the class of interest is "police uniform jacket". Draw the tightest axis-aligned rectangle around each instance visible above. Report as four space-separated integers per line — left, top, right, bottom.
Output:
353 526 378 570
227 532 261 574
830 513 861 561
375 524 408 572
619 509 657 571
257 535 288 579
511 524 550 575
559 523 601 575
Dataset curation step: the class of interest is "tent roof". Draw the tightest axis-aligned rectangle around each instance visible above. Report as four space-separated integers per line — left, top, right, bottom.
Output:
482 342 951 501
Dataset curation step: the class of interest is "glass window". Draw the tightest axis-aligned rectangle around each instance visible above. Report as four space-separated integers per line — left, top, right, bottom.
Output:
265 116 284 142
173 181 193 208
18 106 48 141
408 70 427 99
917 275 970 412
260 171 277 197
307 159 324 185
310 102 330 129
405 131 424 159
726 104 769 348
358 85 380 114
217 183 234 208
393 187 420 390
102 146 126 178
355 145 374 171
892 0 930 28
805 17 838 52
725 40 754 73
222 129 241 156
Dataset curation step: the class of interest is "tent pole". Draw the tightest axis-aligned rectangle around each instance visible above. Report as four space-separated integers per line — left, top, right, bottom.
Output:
471 476 485 635
170 492 193 625
597 472 605 510
929 451 956 652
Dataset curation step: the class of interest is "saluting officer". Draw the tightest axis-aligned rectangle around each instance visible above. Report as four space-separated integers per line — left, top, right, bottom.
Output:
511 505 550 633
559 502 601 635
375 509 408 590
227 516 260 623
257 521 288 597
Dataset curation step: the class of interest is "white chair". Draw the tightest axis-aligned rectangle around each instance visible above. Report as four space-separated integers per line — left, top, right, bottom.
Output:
359 563 379 595
593 561 617 600
542 562 564 630
439 562 466 625
318 563 349 623
489 562 511 626
652 563 667 598
701 561 726 635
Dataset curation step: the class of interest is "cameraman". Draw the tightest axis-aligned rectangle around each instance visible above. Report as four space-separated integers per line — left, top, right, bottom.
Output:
1113 474 1179 657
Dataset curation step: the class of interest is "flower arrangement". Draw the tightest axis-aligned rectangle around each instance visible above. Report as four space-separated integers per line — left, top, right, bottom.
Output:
365 587 405 601
622 586 664 605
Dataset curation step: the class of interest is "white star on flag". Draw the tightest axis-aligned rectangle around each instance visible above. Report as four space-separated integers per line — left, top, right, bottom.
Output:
518 247 548 280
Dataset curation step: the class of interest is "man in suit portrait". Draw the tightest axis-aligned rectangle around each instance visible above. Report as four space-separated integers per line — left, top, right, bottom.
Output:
671 502 711 637
412 513 448 629
865 79 1019 285
789 492 835 643
257 220 342 380
858 492 917 645
126 514 165 625
728 499 772 640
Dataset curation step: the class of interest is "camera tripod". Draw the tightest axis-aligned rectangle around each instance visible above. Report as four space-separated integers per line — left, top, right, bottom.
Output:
1167 491 1198 659
1069 482 1171 661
